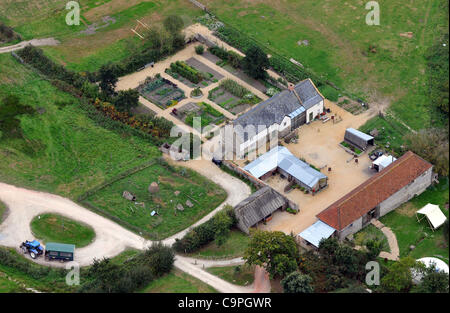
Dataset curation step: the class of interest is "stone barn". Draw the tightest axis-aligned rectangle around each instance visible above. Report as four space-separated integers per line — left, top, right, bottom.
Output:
315 151 434 240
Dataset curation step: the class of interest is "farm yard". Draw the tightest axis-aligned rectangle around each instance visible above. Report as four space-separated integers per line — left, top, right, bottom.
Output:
137 76 185 110
84 162 227 240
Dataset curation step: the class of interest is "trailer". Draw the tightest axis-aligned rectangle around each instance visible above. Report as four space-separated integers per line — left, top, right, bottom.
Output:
45 242 75 262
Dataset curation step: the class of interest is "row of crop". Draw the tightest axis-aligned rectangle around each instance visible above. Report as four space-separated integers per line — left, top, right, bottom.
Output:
170 61 204 84
208 46 243 69
219 79 250 98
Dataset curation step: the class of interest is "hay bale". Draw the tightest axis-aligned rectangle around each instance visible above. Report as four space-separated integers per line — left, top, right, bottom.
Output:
122 191 136 201
148 182 159 194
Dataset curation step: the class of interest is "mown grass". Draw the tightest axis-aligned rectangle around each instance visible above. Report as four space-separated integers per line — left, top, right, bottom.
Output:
0 273 28 293
380 178 449 261
0 200 7 224
30 213 96 248
187 229 251 259
206 264 255 287
86 163 227 240
0 54 160 198
140 268 218 293
204 0 448 130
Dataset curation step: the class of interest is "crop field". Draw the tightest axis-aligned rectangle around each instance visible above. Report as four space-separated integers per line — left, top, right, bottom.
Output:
203 0 448 131
0 0 202 72
0 53 160 198
85 162 227 240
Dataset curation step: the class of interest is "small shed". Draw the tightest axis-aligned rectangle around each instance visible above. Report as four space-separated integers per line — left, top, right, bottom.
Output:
416 204 447 231
122 190 136 201
344 128 374 150
298 220 336 248
372 155 397 172
234 186 288 234
45 242 75 262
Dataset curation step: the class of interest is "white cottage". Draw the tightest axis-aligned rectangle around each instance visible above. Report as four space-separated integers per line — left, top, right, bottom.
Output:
231 79 324 156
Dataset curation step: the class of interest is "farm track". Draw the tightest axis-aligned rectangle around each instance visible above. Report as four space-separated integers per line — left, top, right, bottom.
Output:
0 38 59 54
0 159 252 293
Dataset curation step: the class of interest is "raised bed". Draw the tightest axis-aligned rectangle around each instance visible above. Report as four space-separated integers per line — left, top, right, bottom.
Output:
137 76 185 109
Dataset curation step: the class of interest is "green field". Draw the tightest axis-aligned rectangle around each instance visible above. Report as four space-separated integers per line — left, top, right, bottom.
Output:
204 0 448 130
380 178 449 261
187 229 250 259
141 268 218 293
0 0 202 72
30 213 96 248
0 53 160 198
86 163 227 240
207 264 254 286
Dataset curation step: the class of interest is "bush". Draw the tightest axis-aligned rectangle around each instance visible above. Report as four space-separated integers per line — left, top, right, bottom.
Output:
170 61 204 83
219 79 250 98
173 205 237 253
195 45 204 55
281 272 313 293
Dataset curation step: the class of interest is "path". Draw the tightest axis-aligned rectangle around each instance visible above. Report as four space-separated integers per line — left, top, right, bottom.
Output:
371 219 400 261
0 38 59 54
0 160 251 292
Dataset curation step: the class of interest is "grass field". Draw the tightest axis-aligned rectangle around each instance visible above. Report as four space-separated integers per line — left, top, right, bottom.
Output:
380 178 449 261
206 264 254 286
203 0 448 131
0 200 7 224
0 53 160 198
30 213 96 248
0 0 202 72
86 163 227 240
187 229 250 259
141 268 218 293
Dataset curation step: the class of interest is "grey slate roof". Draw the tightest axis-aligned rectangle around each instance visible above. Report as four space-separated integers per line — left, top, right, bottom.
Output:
234 186 286 231
233 79 323 141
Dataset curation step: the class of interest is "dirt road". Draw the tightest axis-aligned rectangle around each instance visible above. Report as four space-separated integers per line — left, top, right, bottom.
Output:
0 38 59 54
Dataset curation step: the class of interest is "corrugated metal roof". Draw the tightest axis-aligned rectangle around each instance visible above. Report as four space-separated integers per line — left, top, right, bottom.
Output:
243 146 327 189
346 128 374 142
298 220 336 248
45 242 75 253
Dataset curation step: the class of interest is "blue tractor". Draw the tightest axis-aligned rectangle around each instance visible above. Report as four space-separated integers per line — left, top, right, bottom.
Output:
20 240 44 259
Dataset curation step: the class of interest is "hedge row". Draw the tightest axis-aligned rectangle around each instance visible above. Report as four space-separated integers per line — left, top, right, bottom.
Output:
170 61 204 84
173 206 237 253
208 46 243 68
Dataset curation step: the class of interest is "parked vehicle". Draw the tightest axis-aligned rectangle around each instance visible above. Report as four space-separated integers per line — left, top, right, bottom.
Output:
44 242 75 262
212 157 222 166
20 240 44 259
369 150 383 161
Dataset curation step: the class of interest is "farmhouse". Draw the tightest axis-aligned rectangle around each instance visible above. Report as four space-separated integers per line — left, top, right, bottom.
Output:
231 79 324 155
243 146 328 193
234 186 290 234
313 151 434 240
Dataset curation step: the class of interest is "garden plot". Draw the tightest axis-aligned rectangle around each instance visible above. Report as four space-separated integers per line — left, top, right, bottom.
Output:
173 102 226 131
137 76 185 109
86 162 227 240
165 59 222 88
208 79 261 114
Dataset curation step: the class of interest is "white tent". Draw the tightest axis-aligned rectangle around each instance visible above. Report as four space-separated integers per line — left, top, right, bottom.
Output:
372 155 396 172
416 204 447 231
412 257 449 284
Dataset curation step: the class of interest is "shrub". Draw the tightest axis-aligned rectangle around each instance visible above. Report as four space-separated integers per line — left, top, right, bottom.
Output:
281 272 313 293
195 45 204 55
219 79 249 98
170 61 204 83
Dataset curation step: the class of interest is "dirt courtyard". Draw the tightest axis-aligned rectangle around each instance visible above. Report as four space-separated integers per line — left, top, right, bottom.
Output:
253 100 379 235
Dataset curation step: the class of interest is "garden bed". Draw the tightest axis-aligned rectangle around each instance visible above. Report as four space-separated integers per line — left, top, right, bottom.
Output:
340 141 363 156
172 102 226 131
136 76 185 110
208 79 261 114
165 58 222 88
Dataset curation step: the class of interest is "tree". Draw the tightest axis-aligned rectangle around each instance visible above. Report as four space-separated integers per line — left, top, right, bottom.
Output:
366 239 383 260
114 89 139 112
412 270 449 293
213 208 233 246
381 257 423 292
443 219 449 245
195 45 204 55
244 230 299 278
281 271 313 293
98 63 119 98
242 45 269 79
404 128 449 176
163 15 184 34
143 242 174 277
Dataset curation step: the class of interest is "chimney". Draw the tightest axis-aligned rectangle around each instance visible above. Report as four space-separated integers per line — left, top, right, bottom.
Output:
288 83 295 92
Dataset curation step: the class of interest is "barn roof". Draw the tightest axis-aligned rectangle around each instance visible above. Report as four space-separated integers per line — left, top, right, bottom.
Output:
234 186 286 230
317 151 433 230
243 146 327 189
233 79 323 141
